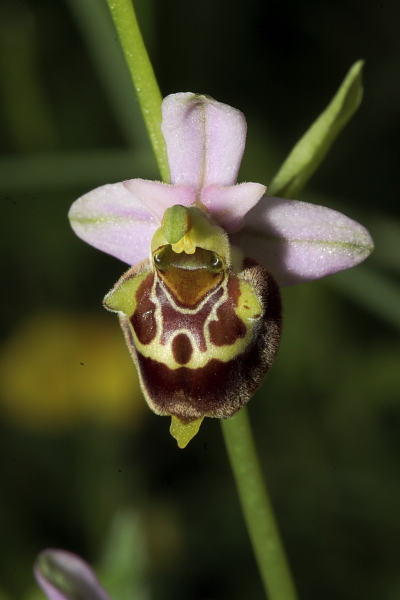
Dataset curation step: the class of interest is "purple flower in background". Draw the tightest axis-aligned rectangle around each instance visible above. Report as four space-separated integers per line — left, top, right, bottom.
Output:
34 549 110 600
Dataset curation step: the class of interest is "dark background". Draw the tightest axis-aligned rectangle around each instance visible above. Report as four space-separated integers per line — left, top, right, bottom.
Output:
1 0 400 599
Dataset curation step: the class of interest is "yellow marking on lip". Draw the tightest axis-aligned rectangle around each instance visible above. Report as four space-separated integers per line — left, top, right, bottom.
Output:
130 277 262 371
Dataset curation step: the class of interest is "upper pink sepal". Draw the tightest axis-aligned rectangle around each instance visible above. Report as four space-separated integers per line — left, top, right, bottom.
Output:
201 182 266 232
123 179 195 222
161 93 247 192
231 196 374 287
68 182 157 266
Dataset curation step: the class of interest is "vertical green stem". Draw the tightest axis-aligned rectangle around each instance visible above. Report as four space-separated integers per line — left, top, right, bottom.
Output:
104 0 169 182
221 408 299 600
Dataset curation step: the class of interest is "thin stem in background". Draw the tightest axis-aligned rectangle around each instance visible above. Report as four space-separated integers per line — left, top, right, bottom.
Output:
65 0 145 148
221 408 299 600
104 0 170 182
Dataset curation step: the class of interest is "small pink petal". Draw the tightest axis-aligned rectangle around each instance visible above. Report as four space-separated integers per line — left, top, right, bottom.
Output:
69 182 157 266
231 196 374 287
123 179 195 223
161 93 247 192
201 182 266 232
34 549 111 600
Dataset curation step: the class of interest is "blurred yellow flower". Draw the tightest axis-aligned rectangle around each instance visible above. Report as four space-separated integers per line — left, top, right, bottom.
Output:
0 313 145 431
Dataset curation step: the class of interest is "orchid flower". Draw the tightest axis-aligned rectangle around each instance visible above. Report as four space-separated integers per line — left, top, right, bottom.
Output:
34 549 111 600
69 92 373 447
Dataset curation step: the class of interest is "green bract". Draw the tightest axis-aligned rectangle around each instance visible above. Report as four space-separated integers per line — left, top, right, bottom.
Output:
268 60 364 198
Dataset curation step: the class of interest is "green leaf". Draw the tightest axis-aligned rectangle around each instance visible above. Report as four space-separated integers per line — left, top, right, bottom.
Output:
268 60 364 199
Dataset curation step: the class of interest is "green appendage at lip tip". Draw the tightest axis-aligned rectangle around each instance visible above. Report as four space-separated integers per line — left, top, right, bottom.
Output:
170 416 204 448
162 205 192 244
267 60 365 199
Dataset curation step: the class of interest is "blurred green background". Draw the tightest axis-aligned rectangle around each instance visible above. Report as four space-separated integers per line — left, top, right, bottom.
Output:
0 0 400 599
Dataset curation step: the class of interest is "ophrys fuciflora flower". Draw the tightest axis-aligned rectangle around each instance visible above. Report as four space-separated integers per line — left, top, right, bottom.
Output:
69 93 373 447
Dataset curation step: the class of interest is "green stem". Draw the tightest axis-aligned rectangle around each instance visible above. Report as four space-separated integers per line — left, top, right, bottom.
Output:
221 407 299 600
104 0 169 182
